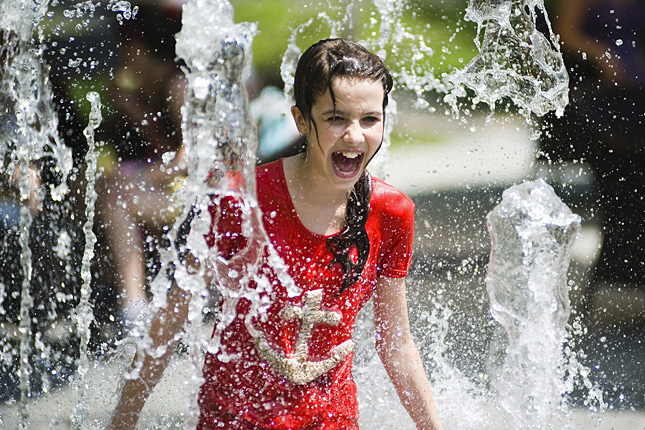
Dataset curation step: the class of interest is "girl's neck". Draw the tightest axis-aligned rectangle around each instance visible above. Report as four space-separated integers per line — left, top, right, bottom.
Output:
282 155 348 236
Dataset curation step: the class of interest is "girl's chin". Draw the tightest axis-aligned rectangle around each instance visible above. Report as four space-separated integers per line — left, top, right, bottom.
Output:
329 167 364 191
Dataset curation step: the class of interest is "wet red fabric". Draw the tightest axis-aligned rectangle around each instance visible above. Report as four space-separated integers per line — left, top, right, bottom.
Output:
199 159 414 429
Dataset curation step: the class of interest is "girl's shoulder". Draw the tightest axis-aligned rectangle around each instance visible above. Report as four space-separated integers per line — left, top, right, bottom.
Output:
256 158 283 181
256 159 287 194
255 158 291 206
371 176 415 220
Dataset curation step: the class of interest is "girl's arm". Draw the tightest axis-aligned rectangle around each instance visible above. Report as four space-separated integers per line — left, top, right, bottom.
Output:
373 276 443 430
108 282 192 430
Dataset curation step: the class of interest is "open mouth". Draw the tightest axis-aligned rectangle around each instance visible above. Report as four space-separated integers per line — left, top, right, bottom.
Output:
331 151 364 178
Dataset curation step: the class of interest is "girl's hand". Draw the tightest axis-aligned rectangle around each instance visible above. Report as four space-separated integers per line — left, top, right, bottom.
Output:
108 283 191 430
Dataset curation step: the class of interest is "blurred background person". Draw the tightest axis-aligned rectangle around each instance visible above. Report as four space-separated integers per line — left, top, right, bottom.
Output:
97 1 186 326
97 0 305 328
540 0 645 320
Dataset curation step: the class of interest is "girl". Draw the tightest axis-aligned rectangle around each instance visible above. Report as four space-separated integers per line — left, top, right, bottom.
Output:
109 38 443 430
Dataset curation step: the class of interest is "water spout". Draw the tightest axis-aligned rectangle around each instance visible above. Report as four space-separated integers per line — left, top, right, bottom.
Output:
486 179 581 428
445 0 569 119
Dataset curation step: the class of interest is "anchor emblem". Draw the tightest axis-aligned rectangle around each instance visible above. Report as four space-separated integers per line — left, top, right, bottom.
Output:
253 289 354 385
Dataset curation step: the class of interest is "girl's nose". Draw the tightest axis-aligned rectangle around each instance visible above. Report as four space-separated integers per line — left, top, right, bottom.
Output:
342 121 364 145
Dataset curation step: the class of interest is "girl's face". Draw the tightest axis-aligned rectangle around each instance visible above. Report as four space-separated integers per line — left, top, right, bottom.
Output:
292 77 385 191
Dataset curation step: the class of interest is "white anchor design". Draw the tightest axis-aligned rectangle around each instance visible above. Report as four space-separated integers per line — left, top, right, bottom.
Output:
253 289 354 385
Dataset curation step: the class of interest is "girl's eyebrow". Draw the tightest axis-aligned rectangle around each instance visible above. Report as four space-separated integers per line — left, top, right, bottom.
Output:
321 109 383 117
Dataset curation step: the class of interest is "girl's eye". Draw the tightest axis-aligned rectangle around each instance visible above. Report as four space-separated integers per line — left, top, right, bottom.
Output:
326 116 344 122
363 116 380 124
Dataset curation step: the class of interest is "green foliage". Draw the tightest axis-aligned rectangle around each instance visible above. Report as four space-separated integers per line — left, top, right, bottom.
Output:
234 0 478 86
233 0 302 82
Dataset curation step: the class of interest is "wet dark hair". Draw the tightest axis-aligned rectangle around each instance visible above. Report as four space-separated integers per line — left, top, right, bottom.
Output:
293 38 393 294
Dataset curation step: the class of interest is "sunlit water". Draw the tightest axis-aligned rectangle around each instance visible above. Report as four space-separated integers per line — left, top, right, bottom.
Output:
0 0 636 429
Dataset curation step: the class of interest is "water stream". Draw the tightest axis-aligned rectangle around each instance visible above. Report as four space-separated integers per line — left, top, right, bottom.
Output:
486 179 582 428
0 0 629 428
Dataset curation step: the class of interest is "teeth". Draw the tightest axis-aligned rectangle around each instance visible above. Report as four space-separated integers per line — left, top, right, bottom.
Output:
341 152 360 159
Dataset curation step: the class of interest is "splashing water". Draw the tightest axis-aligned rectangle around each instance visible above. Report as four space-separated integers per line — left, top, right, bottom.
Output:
0 0 620 428
487 180 580 337
0 1 132 427
0 0 72 424
72 91 102 428
444 0 569 120
486 179 584 428
123 1 300 426
0 1 72 195
172 0 298 345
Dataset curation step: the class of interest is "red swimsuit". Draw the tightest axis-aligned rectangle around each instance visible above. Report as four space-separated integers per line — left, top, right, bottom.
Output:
199 159 414 430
